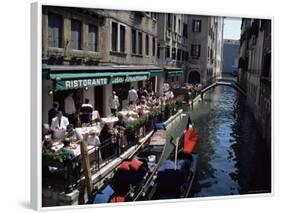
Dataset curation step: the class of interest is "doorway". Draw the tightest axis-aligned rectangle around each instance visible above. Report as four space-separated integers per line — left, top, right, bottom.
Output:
94 86 104 117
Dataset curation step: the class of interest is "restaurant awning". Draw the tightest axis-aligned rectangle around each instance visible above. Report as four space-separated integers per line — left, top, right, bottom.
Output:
149 69 164 78
167 71 184 77
49 71 151 91
164 67 184 77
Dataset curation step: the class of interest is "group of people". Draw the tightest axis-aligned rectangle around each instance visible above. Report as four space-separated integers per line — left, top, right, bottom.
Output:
43 85 176 160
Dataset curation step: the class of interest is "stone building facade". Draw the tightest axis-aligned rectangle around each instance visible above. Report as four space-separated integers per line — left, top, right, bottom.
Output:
42 6 225 124
238 18 271 143
186 15 223 85
222 39 240 75
157 13 188 89
42 6 163 123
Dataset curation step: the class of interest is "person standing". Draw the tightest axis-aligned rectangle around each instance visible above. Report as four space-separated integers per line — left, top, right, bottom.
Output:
64 93 76 126
127 86 138 105
48 103 58 125
50 111 69 139
109 91 120 117
80 98 93 125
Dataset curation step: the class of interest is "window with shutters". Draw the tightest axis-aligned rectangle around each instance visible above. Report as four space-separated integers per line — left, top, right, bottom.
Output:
152 37 156 56
157 43 160 59
192 20 202 32
111 22 118 51
138 32 143 55
132 29 137 54
48 13 63 48
172 47 176 60
185 51 189 61
183 23 188 38
145 34 149 56
177 49 181 60
165 46 170 58
191 44 200 57
167 14 172 28
173 16 177 31
88 24 98 52
71 19 82 50
120 25 126 52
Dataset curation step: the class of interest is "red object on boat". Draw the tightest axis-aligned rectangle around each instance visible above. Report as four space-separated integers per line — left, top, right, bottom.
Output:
183 129 198 154
130 159 143 171
110 196 125 203
119 161 131 171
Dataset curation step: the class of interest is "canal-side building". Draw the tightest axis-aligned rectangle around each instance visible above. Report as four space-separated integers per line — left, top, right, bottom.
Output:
156 13 188 89
186 15 223 85
222 39 240 75
238 18 271 143
42 6 163 123
214 17 224 79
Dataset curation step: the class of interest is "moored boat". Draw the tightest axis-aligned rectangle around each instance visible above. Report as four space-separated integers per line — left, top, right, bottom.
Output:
145 116 199 200
88 123 170 204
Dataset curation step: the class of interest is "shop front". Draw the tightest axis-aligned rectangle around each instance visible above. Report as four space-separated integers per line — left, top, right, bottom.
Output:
42 66 164 124
164 67 184 89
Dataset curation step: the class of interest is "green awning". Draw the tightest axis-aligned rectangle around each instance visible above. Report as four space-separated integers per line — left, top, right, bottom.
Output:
150 69 164 78
49 71 151 91
167 71 184 77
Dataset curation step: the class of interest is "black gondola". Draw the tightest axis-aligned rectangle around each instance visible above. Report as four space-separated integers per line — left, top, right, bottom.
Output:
138 116 199 200
88 123 169 204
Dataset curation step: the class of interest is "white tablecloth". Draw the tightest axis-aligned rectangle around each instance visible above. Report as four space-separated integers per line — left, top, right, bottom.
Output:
101 117 118 125
76 125 102 136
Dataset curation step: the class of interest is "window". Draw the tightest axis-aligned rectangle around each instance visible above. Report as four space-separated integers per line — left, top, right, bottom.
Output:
157 43 160 59
111 22 118 51
48 13 63 48
88 24 98 52
165 46 170 58
138 32 143 54
71 19 82 50
192 20 202 32
151 12 157 20
207 46 210 58
183 23 188 38
177 49 181 60
152 37 156 56
174 16 176 31
182 50 185 61
178 20 181 34
145 34 149 56
191 44 200 57
172 47 176 60
167 14 172 28
132 29 137 54
120 25 126 52
185 51 189 61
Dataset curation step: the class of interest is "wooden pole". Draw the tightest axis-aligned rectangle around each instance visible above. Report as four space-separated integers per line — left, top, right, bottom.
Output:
174 137 179 170
80 139 93 197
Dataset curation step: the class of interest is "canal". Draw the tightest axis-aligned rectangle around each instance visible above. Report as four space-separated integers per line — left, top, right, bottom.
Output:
169 86 271 198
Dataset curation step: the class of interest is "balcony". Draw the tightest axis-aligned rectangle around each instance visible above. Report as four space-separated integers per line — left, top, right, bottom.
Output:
47 47 64 57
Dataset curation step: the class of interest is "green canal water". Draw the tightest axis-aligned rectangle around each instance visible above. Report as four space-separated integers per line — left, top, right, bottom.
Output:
165 86 271 197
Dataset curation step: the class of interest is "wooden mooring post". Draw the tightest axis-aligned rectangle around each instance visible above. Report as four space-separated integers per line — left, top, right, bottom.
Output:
80 140 93 197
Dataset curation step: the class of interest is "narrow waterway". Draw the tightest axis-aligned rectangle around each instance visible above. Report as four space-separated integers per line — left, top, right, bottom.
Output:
186 86 271 197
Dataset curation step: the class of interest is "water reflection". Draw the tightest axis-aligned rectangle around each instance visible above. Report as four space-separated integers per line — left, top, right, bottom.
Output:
189 86 271 197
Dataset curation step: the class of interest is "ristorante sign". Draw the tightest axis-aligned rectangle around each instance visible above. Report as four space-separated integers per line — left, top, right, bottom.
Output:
55 75 149 90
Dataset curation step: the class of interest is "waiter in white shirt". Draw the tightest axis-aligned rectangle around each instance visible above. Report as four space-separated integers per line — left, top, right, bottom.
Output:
64 93 76 126
127 86 138 105
109 91 120 117
51 111 69 139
